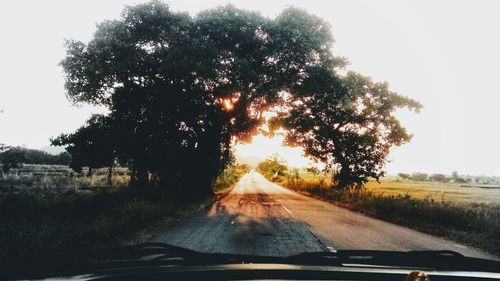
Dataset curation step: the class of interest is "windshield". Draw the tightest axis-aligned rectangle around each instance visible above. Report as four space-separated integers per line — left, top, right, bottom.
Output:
1 0 499 274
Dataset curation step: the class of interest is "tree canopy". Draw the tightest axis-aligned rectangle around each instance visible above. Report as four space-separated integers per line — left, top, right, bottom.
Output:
270 70 421 188
53 2 338 197
53 1 421 195
51 114 114 173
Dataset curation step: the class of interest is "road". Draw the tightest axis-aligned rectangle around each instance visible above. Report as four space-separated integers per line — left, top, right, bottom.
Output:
152 171 495 259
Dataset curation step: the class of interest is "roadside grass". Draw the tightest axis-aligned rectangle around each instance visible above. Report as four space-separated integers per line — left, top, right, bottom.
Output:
269 173 500 257
0 164 248 260
0 187 210 259
212 164 250 194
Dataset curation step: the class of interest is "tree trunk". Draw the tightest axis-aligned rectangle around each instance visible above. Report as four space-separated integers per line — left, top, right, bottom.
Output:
107 166 112 187
331 164 350 189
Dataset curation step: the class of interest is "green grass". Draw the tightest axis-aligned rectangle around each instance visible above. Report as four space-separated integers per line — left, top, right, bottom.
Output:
269 172 500 257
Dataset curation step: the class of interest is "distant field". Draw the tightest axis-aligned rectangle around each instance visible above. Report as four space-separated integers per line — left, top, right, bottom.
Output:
366 180 500 205
292 172 500 205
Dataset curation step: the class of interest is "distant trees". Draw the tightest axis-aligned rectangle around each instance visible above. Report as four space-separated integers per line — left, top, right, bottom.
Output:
0 144 10 152
451 171 467 183
398 173 410 180
306 166 321 176
410 172 428 181
0 147 71 173
52 115 114 175
0 148 26 174
257 155 288 180
429 173 446 182
398 172 465 183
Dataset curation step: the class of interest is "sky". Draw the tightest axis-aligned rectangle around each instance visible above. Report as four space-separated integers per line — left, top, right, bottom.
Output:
1 0 499 176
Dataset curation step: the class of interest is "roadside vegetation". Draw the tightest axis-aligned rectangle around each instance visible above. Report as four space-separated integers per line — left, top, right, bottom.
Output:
0 163 247 260
213 164 250 194
257 157 500 256
0 187 207 259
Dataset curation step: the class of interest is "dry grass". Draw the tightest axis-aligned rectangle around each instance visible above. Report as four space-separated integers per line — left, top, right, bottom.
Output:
365 180 500 204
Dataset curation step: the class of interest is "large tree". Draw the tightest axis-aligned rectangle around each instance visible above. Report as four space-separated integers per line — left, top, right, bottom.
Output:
55 2 336 197
271 69 422 188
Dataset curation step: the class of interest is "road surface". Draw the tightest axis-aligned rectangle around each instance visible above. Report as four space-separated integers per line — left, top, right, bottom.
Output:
153 171 495 259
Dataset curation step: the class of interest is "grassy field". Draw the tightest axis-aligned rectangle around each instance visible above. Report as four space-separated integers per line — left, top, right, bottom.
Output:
287 172 500 205
0 164 246 260
267 171 500 257
365 180 500 205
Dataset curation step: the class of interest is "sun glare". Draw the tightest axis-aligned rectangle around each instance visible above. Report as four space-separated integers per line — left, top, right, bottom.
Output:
222 98 234 111
234 134 321 168
220 93 241 111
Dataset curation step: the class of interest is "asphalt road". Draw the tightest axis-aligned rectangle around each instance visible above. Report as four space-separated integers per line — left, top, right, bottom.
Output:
153 171 495 259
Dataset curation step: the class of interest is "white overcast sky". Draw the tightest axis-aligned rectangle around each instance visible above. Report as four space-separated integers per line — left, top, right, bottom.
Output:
0 0 499 176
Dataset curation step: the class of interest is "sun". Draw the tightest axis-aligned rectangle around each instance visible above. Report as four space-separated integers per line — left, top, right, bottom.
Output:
222 98 234 111
234 133 320 168
220 92 241 111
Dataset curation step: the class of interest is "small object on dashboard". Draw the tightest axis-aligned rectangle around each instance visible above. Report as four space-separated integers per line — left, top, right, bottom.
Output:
405 270 430 281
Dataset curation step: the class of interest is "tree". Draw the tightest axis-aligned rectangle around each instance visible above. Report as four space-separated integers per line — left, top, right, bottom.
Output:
398 173 410 180
271 69 422 189
0 144 10 152
411 172 428 181
0 148 27 174
429 173 446 182
306 166 320 176
449 171 467 183
55 2 420 195
51 115 115 176
0 147 72 175
257 154 288 179
56 2 336 197
54 152 72 166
